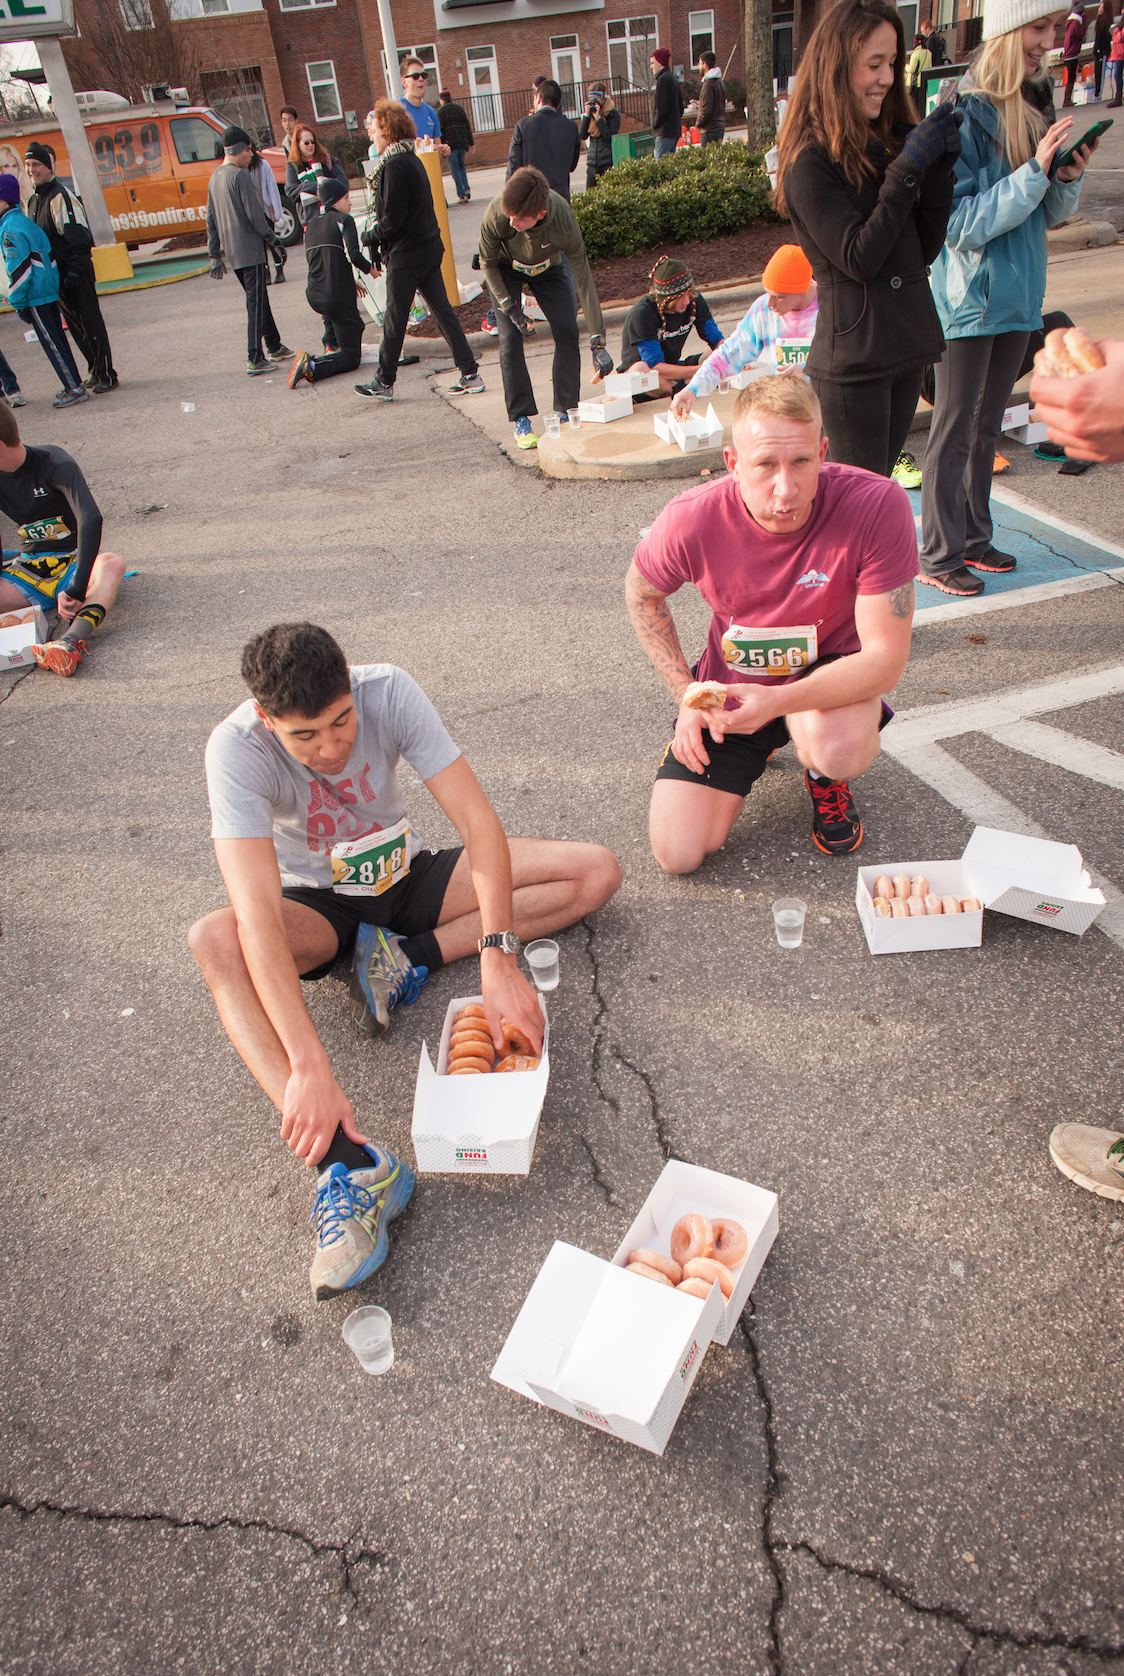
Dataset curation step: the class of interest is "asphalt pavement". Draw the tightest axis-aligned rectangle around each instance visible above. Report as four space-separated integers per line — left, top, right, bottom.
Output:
1 194 1124 1676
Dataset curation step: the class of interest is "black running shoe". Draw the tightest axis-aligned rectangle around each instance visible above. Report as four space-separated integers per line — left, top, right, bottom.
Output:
922 565 984 597
806 771 863 855
965 547 1016 572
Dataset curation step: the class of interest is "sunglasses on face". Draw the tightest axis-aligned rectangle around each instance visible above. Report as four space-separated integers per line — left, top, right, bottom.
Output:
406 72 427 80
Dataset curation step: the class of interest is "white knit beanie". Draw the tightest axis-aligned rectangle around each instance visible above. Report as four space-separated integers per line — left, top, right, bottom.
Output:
982 0 1063 41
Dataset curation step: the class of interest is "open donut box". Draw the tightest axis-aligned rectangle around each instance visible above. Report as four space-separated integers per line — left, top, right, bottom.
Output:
411 993 550 1176
490 1161 778 1455
855 826 1106 955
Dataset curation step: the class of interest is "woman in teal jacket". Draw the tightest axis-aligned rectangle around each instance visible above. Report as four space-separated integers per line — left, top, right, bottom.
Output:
0 174 87 407
919 2 1097 595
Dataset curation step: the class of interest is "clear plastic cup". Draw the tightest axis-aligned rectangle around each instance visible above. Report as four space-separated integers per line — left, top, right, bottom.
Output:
544 415 561 439
342 1305 394 1375
718 378 730 394
567 406 581 431
524 938 560 991
772 897 807 948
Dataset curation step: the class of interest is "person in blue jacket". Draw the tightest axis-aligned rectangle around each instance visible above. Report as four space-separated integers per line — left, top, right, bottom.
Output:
0 174 87 409
919 0 1098 595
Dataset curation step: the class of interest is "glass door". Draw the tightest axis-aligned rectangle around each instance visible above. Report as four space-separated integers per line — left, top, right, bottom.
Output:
468 46 501 133
551 34 581 113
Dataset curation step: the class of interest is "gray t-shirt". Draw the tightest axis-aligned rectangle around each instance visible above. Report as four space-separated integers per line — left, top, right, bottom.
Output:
205 664 461 888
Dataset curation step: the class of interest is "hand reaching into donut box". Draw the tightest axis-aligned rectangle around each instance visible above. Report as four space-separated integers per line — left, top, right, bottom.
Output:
443 1003 541 1075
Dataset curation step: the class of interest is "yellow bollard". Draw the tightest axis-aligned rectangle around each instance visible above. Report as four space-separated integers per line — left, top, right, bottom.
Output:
417 149 460 309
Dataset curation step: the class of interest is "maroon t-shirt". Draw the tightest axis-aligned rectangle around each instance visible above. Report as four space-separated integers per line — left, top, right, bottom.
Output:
634 463 918 691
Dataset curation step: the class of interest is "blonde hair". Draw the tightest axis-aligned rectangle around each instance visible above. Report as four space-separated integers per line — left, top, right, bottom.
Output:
733 373 822 434
970 30 1048 167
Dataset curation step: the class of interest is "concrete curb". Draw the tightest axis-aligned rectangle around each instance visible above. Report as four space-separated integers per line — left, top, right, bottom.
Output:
1046 216 1119 251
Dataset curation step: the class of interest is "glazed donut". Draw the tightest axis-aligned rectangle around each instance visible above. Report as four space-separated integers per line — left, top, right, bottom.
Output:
1040 327 1082 377
499 1017 535 1057
670 1213 714 1267
907 897 926 917
893 875 911 900
454 1003 488 1022
924 893 943 915
683 680 727 712
890 899 908 918
682 1256 736 1299
447 1055 493 1075
911 875 929 899
1064 327 1105 375
450 1025 495 1050
677 1277 712 1300
628 1248 683 1285
961 897 981 913
941 895 961 915
495 1054 540 1073
625 1260 673 1286
873 875 894 900
873 900 892 918
449 1038 494 1065
712 1218 748 1267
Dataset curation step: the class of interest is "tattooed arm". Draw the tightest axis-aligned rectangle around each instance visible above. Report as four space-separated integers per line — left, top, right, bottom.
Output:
625 559 694 701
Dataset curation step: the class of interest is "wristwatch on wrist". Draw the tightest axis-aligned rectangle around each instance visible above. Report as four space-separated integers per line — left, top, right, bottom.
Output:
478 931 521 956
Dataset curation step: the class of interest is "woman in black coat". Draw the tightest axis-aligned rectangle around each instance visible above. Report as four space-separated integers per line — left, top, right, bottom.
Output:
774 0 961 477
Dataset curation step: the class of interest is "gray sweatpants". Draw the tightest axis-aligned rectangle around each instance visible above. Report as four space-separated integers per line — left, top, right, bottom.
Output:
920 331 1029 578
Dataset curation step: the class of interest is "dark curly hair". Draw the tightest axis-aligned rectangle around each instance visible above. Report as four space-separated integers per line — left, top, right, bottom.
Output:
241 623 351 718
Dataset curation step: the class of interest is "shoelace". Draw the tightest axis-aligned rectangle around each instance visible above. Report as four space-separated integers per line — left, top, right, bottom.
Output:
812 779 852 825
309 1171 375 1248
389 964 429 1008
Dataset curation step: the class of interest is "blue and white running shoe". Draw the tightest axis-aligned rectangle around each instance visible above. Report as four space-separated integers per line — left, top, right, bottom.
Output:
309 1145 416 1299
348 925 429 1037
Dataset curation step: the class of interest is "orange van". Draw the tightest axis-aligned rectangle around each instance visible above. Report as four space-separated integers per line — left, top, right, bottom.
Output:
0 101 297 247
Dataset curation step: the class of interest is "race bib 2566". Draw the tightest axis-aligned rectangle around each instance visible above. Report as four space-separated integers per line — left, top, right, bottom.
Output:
721 624 818 677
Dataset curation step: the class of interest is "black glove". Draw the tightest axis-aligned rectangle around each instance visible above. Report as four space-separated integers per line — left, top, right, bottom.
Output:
590 334 613 380
504 301 531 333
936 109 964 174
897 103 963 177
209 260 227 281
267 234 287 267
62 269 82 297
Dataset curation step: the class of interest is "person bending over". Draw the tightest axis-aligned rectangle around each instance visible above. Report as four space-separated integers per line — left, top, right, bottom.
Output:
0 403 124 676
190 623 622 1299
671 244 818 419
626 375 916 871
618 257 723 399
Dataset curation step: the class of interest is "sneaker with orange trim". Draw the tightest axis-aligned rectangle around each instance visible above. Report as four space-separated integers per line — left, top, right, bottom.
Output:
805 770 863 855
33 637 86 677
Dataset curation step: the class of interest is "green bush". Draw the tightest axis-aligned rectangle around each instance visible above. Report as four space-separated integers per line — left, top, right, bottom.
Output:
573 141 779 261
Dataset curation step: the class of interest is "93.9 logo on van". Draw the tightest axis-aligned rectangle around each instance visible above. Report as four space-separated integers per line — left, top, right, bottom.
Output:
93 123 162 185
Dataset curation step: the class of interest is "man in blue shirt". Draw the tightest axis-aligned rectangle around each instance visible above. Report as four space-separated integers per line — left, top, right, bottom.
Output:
400 60 449 155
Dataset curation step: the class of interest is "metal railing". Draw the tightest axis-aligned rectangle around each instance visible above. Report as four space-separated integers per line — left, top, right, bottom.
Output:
469 77 652 136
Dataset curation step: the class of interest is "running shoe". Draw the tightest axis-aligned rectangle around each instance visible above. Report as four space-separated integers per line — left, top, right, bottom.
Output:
53 387 89 408
348 925 429 1036
514 417 537 449
355 377 394 401
308 1146 417 1299
966 547 1017 573
33 637 85 677
922 565 984 597
88 378 115 395
1034 441 1067 461
992 452 1010 475
246 360 272 376
270 344 293 360
480 315 499 336
1049 1123 1124 1202
7 391 24 407
806 771 863 855
448 372 485 395
288 349 313 388
891 451 922 488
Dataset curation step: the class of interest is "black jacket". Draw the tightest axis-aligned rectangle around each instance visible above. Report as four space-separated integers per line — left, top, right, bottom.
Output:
579 103 621 172
438 99 474 151
304 205 370 314
29 177 94 280
507 107 581 198
652 67 684 138
369 149 444 270
783 134 953 381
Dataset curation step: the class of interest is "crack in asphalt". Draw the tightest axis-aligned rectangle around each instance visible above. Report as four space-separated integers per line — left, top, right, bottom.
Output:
582 917 681 1173
0 1492 388 1606
739 1310 786 1674
0 668 34 705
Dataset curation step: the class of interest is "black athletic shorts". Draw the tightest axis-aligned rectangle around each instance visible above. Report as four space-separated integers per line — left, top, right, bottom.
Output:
282 845 463 981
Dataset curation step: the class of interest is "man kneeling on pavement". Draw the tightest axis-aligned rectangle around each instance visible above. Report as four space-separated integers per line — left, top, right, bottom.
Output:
626 374 916 870
191 623 622 1299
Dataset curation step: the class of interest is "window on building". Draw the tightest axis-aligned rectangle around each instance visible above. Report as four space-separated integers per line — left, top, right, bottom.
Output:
306 61 342 121
606 16 659 89
688 10 713 61
120 0 153 28
200 0 229 14
280 0 335 11
772 13 793 88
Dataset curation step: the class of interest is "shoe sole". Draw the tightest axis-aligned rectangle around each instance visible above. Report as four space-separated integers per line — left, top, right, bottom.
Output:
313 1160 417 1299
965 559 1016 573
347 967 387 1036
287 356 311 390
812 817 863 856
247 365 271 376
1049 1131 1124 1202
33 641 82 676
923 575 984 596
515 436 537 449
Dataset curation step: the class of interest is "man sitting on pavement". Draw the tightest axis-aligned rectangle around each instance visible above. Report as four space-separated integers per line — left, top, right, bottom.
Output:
0 402 125 677
671 244 819 418
24 142 118 394
190 622 622 1300
618 256 724 399
288 177 371 387
626 374 917 870
479 166 613 449
206 126 292 376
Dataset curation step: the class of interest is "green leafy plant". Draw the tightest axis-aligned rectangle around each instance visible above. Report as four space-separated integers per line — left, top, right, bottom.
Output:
573 141 779 260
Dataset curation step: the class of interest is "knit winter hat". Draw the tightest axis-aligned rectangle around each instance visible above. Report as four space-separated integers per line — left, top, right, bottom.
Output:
0 174 20 206
649 255 693 306
982 0 1062 41
221 124 252 155
762 243 813 294
652 47 671 67
23 141 55 169
317 176 349 206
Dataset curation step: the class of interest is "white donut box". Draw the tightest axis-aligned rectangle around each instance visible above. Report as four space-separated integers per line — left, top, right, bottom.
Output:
491 1161 778 1456
411 992 549 1175
856 826 1106 955
0 603 47 668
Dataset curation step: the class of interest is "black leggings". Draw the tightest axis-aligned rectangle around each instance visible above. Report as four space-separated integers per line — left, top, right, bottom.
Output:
378 257 476 388
309 306 365 381
810 368 925 477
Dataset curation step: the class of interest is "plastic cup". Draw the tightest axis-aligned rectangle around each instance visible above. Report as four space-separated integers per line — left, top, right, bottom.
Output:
718 378 730 394
524 938 560 991
544 414 561 439
772 897 806 948
342 1305 394 1375
567 406 581 431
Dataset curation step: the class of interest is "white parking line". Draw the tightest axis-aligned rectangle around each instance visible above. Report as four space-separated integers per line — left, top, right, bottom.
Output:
884 664 1124 948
